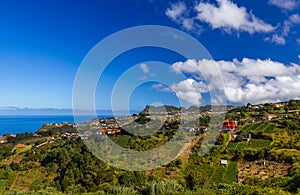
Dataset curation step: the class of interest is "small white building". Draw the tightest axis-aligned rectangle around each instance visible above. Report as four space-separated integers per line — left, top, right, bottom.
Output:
221 159 228 165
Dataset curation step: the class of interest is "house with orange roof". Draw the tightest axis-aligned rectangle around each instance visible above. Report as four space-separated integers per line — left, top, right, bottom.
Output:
47 136 55 143
222 120 237 131
266 114 277 121
96 128 120 135
96 129 106 135
84 131 93 137
15 143 25 148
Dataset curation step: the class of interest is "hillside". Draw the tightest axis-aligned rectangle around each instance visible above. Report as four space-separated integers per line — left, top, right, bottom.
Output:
0 100 300 194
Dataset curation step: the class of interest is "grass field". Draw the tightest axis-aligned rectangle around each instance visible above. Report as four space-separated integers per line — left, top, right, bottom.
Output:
212 166 227 183
227 139 271 151
240 124 252 132
241 122 276 134
14 145 32 155
264 124 276 133
211 161 238 184
248 139 271 149
223 161 238 184
252 123 268 132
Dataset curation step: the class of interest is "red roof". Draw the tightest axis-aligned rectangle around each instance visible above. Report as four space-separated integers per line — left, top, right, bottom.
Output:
15 143 25 148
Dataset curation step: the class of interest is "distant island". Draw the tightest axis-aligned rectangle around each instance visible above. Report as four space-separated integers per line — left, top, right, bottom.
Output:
0 99 299 194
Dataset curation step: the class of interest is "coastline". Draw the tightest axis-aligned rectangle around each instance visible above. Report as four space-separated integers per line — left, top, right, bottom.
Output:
0 115 113 136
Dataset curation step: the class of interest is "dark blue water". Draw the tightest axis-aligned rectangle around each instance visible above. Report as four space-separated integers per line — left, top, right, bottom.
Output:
0 115 112 135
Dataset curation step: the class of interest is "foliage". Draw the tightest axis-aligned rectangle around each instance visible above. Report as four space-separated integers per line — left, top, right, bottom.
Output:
223 161 238 184
0 145 13 160
141 179 184 195
2 101 300 194
6 133 33 144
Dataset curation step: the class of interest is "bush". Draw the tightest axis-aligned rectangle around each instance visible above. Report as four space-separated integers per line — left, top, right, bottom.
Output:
141 180 184 195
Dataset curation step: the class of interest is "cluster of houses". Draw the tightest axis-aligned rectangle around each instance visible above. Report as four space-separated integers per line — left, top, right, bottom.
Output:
246 102 288 109
44 122 74 128
77 118 122 140
61 128 121 141
79 127 122 140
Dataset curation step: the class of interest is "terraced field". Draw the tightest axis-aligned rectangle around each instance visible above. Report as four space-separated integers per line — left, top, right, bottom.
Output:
241 122 276 134
227 139 271 151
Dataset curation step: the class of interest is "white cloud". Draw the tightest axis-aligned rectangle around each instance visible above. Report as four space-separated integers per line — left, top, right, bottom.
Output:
165 2 187 21
289 14 300 24
265 14 300 45
167 58 300 105
139 63 149 74
264 34 286 45
169 79 208 105
166 1 299 44
165 2 202 33
152 80 208 105
268 0 300 10
182 18 194 31
194 0 274 34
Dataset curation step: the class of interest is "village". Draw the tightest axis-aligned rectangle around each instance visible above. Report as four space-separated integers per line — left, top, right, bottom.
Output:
2 100 298 153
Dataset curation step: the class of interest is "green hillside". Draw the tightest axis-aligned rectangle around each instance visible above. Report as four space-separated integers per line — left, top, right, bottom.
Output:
0 101 300 194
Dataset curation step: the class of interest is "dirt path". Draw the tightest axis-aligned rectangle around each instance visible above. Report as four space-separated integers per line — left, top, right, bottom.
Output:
175 135 203 163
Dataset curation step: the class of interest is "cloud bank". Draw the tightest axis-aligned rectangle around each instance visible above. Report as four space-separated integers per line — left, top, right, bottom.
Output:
155 58 300 106
166 0 300 45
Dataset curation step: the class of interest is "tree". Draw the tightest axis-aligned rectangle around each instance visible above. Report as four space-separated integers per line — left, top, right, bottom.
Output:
10 162 20 171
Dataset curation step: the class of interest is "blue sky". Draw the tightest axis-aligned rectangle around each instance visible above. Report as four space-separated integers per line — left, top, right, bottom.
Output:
0 0 300 111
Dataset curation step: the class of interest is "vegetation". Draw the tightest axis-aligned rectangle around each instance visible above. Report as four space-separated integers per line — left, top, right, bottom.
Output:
0 100 300 194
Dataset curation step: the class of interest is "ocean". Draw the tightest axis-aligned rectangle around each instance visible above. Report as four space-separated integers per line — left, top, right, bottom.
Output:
0 115 112 135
